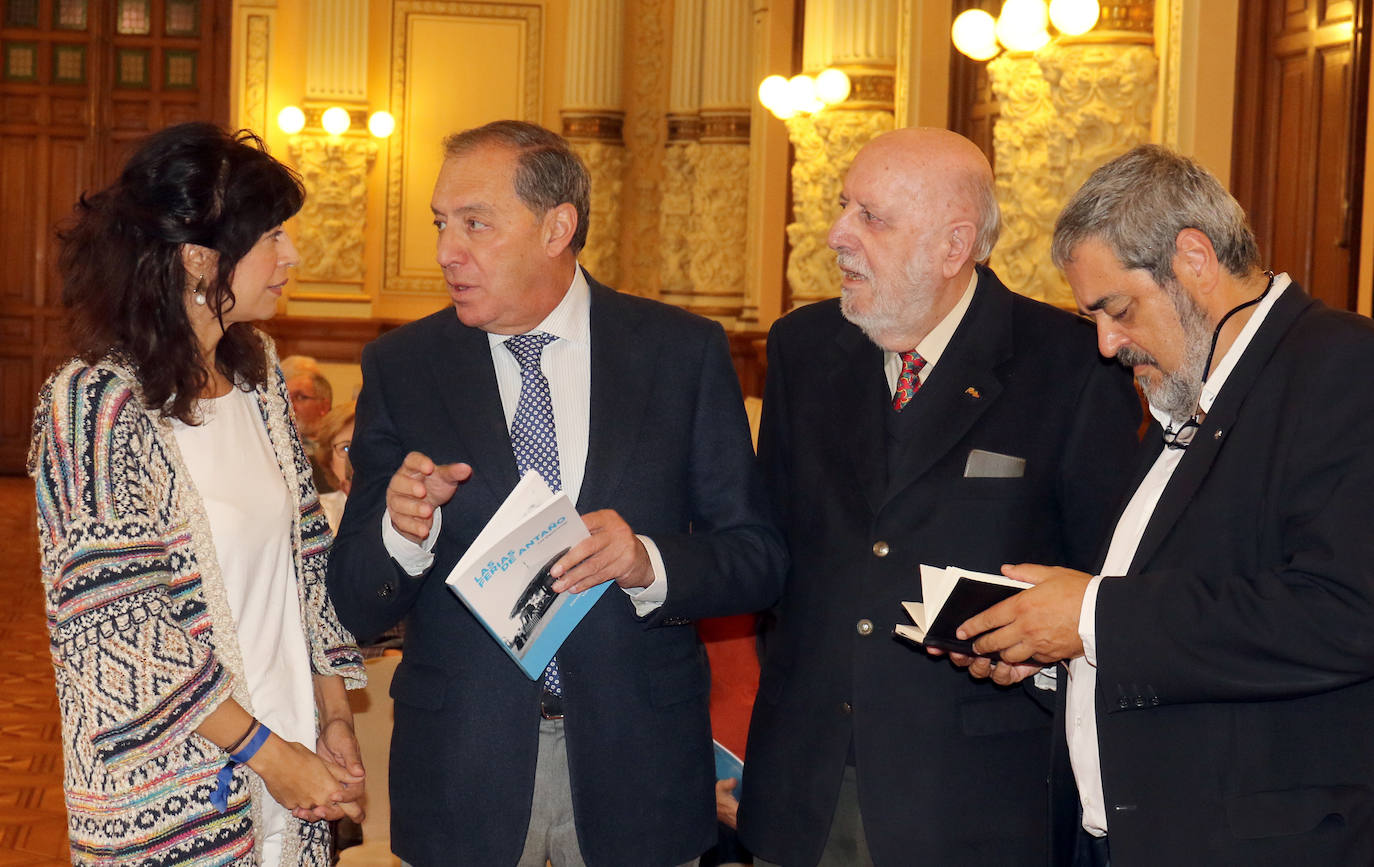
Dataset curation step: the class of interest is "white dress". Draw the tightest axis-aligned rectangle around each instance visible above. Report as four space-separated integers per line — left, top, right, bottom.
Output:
173 387 317 866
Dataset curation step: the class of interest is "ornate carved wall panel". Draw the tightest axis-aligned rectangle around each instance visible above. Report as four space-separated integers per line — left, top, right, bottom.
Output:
986 40 1156 307
618 0 669 296
687 141 750 322
659 141 698 303
784 109 895 308
570 137 627 286
288 136 379 293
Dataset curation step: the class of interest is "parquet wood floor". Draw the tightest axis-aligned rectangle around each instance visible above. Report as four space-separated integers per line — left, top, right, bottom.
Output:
0 475 70 864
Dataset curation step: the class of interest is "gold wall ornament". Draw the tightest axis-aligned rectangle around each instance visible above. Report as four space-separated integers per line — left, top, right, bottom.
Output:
686 141 751 323
784 108 894 309
986 52 1060 304
288 135 379 290
986 38 1156 307
659 141 698 303
619 0 670 297
242 14 270 135
569 139 628 287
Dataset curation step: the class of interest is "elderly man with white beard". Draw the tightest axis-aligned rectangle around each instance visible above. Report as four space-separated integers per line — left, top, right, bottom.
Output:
735 128 1142 867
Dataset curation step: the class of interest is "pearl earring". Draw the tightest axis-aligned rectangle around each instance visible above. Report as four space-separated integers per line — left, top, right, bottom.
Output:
193 275 206 306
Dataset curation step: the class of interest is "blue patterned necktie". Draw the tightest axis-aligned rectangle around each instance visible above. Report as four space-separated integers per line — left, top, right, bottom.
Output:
504 332 564 697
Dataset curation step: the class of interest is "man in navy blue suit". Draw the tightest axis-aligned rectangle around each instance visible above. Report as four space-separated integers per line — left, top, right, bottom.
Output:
327 121 785 867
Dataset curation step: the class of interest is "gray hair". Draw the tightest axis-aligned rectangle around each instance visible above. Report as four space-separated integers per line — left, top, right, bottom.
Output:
443 120 591 254
1052 144 1259 284
966 168 1000 262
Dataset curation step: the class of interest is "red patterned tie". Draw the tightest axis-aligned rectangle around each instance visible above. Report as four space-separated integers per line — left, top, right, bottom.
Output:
892 349 926 411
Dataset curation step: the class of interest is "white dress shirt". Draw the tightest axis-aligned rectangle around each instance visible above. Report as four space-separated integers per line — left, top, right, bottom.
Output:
381 266 668 613
882 270 978 395
1069 273 1292 836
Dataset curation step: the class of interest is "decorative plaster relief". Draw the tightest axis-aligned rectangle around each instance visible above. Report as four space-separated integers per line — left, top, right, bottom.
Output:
784 109 893 308
659 141 698 299
986 53 1059 304
243 14 269 136
288 135 379 285
988 42 1156 306
687 142 750 321
621 0 669 297
572 139 627 287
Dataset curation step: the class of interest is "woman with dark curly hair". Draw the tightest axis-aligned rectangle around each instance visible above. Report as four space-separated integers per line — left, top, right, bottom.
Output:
27 122 367 866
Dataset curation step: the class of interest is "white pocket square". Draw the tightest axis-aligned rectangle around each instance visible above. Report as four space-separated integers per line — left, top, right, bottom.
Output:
964 449 1026 478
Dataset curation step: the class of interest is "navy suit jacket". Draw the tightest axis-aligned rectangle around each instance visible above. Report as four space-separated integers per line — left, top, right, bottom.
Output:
737 267 1142 866
1050 283 1374 866
326 274 786 866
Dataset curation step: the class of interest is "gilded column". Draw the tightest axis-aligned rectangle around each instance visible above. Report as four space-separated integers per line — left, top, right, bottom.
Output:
988 1 1156 306
660 0 704 309
785 0 897 308
563 0 627 287
685 0 752 325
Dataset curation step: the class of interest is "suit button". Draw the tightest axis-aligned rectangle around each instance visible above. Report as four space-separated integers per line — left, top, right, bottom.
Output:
872 541 890 557
856 619 874 636
840 701 852 715
378 582 394 599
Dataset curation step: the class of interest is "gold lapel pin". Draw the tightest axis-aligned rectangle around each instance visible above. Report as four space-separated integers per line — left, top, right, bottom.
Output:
964 386 981 399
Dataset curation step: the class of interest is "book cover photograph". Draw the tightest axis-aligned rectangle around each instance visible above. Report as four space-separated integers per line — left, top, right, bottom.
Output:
444 471 607 679
896 565 1031 658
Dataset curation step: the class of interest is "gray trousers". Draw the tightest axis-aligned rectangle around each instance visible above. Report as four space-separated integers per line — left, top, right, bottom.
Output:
753 764 874 867
406 718 696 867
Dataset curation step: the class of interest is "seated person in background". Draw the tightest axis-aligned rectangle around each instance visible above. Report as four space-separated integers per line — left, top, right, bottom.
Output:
282 354 334 490
316 401 357 533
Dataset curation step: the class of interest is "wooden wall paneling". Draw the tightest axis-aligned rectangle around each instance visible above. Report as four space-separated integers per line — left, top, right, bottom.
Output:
0 0 229 474
1233 0 1363 311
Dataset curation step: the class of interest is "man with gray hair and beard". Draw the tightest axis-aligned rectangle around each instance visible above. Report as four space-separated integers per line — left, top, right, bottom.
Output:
960 144 1374 866
736 128 1141 866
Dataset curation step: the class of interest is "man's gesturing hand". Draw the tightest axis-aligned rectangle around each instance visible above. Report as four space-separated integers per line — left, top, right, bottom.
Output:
386 451 472 544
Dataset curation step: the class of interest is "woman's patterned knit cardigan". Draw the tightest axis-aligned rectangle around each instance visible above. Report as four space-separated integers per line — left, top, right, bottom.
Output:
27 334 366 866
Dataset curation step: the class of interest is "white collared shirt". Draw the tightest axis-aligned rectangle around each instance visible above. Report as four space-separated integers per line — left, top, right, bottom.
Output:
381 266 668 612
882 270 979 397
1068 273 1292 836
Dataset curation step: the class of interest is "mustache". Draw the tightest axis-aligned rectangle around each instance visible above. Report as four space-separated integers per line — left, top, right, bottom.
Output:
835 252 869 278
1115 346 1158 369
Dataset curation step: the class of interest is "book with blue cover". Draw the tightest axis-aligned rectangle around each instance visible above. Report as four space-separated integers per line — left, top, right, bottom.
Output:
444 471 606 679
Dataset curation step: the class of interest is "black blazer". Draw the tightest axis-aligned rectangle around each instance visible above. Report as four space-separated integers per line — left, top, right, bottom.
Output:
1051 283 1374 866
737 267 1142 866
326 275 786 867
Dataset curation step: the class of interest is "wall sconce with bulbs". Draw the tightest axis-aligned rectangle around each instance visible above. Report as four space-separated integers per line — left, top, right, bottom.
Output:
757 68 852 120
953 0 1100 60
276 104 396 138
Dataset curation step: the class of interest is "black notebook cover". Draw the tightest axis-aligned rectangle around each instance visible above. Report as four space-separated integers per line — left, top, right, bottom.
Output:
920 578 1025 659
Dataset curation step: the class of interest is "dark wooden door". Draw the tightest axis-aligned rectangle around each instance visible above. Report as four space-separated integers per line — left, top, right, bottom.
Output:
0 0 228 472
1232 0 1371 311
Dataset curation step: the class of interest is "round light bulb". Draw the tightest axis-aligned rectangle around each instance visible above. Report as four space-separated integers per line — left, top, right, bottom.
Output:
996 0 1051 52
758 75 790 114
368 110 396 138
321 106 351 136
952 10 1000 61
277 105 305 135
815 68 851 105
788 74 823 115
1049 0 1099 36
